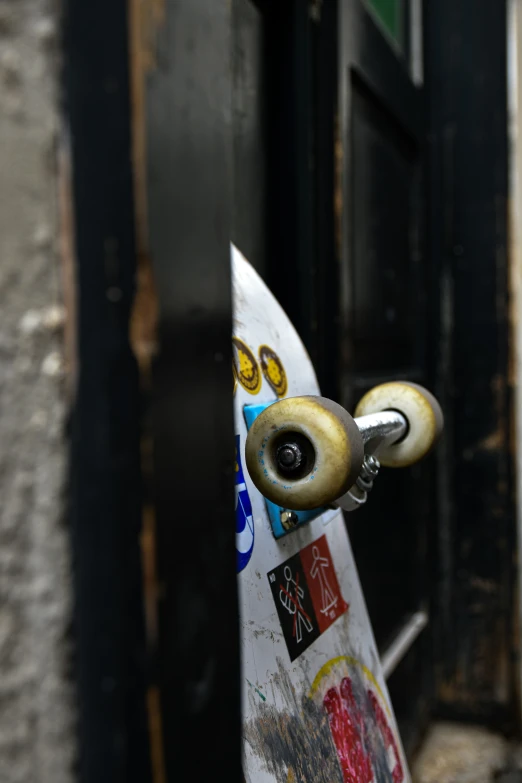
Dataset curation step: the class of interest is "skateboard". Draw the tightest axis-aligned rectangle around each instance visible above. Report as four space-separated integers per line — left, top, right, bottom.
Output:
232 244 443 783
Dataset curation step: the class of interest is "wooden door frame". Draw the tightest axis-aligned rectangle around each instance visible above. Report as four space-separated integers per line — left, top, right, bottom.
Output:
64 0 152 780
426 0 515 730
65 0 241 779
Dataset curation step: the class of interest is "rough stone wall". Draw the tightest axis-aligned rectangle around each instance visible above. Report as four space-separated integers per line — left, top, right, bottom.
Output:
0 1 76 781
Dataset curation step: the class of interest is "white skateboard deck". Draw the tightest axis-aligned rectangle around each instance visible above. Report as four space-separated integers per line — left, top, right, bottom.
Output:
232 244 410 783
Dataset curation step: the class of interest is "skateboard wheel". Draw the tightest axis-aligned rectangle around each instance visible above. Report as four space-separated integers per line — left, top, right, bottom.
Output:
354 381 443 468
245 396 364 511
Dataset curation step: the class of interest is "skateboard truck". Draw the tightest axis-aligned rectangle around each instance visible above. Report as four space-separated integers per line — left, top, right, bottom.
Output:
335 409 407 512
245 382 443 516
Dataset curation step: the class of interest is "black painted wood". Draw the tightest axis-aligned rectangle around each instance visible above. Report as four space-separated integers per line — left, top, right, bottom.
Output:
263 0 319 363
145 0 241 778
337 0 432 755
232 0 267 279
425 0 515 727
64 0 152 780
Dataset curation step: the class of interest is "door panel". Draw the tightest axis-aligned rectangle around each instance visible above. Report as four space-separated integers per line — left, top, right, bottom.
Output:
426 0 513 726
351 77 420 373
339 0 432 754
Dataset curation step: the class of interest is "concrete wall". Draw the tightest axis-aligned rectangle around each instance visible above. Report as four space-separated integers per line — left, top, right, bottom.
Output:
0 0 76 780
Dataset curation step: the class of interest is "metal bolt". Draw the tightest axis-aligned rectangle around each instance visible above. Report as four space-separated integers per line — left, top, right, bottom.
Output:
276 442 304 473
280 510 299 530
360 454 380 480
356 455 381 493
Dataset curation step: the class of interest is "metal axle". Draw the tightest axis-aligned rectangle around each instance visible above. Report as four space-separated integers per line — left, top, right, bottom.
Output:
336 410 408 512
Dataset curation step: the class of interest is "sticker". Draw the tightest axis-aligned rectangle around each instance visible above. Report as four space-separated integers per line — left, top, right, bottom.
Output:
268 552 321 661
232 337 261 394
310 657 406 783
235 434 254 572
258 344 288 397
267 534 348 661
300 535 348 633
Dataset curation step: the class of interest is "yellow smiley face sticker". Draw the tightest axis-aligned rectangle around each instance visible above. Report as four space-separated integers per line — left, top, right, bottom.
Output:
232 337 261 394
259 345 288 397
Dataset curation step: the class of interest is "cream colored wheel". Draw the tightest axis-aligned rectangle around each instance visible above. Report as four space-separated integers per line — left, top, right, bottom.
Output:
354 381 443 468
245 396 364 511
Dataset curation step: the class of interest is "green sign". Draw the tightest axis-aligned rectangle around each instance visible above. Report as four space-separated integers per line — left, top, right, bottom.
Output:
365 0 404 52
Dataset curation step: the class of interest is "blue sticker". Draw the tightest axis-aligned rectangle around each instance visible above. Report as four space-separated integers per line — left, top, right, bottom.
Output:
235 434 254 572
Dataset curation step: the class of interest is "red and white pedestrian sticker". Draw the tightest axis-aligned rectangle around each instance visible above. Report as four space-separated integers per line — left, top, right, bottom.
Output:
267 535 349 661
301 535 348 634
